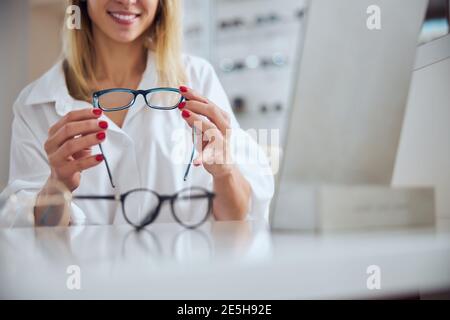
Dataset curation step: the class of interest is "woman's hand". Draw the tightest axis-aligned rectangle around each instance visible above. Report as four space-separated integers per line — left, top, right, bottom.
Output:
178 86 233 178
35 108 108 226
43 108 108 192
178 86 251 220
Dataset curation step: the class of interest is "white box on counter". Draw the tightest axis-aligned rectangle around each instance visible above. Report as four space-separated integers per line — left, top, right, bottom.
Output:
271 183 435 232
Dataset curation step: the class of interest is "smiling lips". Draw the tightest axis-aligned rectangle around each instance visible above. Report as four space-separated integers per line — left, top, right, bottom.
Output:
108 11 141 25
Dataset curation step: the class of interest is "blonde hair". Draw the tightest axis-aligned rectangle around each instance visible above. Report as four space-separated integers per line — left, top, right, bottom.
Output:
63 0 186 101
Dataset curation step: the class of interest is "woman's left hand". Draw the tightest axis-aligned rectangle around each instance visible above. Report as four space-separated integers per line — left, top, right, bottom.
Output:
178 86 234 178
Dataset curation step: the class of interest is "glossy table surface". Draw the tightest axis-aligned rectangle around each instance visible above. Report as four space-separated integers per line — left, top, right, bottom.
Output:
1 220 450 299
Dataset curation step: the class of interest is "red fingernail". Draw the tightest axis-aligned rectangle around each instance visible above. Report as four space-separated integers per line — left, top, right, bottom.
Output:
93 109 102 116
97 132 106 140
178 101 186 109
95 154 104 162
99 121 108 129
182 110 190 118
180 86 188 93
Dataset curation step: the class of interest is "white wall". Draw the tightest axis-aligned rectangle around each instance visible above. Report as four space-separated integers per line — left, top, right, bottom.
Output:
0 1 29 189
393 35 450 219
0 1 65 190
28 3 64 82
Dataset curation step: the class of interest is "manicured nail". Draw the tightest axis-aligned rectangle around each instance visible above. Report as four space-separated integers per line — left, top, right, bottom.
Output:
93 109 102 116
96 132 106 140
182 110 190 118
99 121 108 129
178 101 186 109
180 86 188 93
95 154 104 162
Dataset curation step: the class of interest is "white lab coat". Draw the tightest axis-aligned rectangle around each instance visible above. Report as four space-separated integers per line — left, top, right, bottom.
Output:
2 52 274 227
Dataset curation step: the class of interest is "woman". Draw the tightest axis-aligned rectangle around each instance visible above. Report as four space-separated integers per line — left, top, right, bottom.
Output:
4 0 273 227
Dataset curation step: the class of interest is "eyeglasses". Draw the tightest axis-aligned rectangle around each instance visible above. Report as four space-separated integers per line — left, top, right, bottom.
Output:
93 87 184 111
74 187 215 229
92 87 196 188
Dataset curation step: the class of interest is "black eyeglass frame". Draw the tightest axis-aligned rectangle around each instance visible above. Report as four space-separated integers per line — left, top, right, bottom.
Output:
93 87 185 112
92 87 196 189
74 187 215 230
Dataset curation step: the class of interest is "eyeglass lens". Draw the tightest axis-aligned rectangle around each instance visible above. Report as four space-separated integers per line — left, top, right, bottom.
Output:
172 188 211 227
123 189 211 228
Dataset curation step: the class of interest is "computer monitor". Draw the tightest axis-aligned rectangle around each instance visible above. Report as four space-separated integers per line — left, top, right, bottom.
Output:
270 0 428 229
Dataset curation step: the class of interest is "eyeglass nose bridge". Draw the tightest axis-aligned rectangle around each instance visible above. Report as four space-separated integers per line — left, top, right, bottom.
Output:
127 90 148 108
134 89 149 100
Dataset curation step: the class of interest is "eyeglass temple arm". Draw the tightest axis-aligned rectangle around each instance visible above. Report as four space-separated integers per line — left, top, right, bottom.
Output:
178 194 215 200
74 195 117 200
183 126 197 181
99 143 116 189
93 99 116 189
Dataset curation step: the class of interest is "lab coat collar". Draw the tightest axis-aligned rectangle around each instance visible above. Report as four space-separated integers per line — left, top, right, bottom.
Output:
24 60 94 118
24 61 75 116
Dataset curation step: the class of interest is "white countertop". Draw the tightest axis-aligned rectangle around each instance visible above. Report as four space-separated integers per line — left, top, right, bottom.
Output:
1 220 450 299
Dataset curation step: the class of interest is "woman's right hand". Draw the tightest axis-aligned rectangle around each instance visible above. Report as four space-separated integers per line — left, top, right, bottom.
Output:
43 108 108 192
